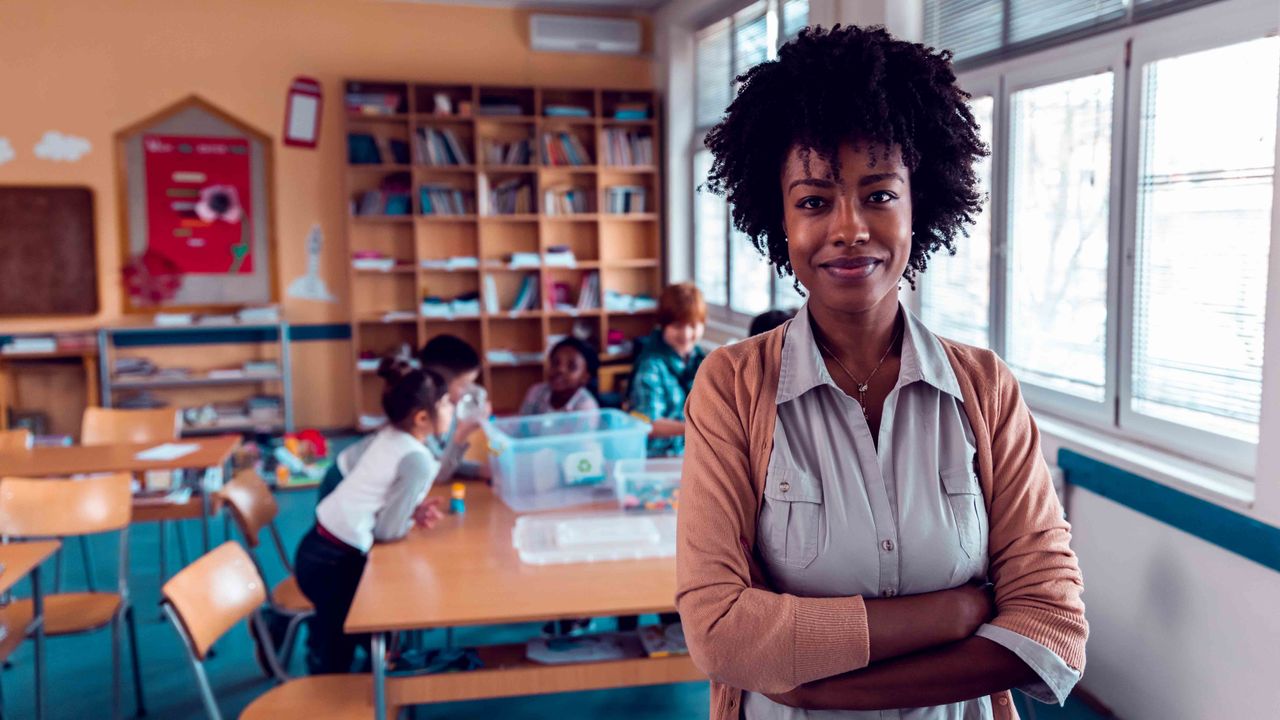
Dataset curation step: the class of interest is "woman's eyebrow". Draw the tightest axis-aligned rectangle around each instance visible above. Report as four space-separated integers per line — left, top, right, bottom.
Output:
858 171 906 187
786 177 836 192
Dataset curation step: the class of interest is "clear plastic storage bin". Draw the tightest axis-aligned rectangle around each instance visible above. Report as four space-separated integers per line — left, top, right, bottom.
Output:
615 457 682 512
484 409 651 512
512 511 677 565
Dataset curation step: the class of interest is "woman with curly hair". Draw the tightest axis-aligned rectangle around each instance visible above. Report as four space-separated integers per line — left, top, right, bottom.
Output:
675 25 1087 720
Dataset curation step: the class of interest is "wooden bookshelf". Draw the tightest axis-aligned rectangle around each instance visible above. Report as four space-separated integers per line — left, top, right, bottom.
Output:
345 81 662 421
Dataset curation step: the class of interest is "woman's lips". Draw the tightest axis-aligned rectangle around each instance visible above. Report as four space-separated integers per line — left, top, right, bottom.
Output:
820 256 882 280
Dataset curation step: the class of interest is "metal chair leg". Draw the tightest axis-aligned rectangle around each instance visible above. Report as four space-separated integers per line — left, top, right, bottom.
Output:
126 606 146 717
54 549 63 594
79 535 96 592
174 521 190 568
279 613 309 670
112 613 122 720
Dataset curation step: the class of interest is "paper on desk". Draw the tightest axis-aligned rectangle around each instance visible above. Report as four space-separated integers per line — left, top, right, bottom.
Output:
135 443 200 461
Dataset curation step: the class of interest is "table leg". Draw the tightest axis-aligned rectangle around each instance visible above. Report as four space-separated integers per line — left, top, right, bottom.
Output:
200 471 211 554
32 563 46 720
372 631 387 720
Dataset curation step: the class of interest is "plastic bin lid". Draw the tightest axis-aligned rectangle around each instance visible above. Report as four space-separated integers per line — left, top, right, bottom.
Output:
512 511 676 565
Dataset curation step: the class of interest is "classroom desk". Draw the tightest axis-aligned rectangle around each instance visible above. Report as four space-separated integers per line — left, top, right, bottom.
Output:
0 540 62 720
345 484 703 719
0 436 241 553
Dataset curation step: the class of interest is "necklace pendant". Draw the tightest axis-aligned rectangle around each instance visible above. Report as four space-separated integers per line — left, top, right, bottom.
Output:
857 383 869 393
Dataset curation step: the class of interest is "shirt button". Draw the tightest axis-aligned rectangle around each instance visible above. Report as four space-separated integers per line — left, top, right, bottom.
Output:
881 539 894 552
883 589 897 597
997 696 1009 706
779 482 791 493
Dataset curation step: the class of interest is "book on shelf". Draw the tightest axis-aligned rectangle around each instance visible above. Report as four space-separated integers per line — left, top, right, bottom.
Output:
415 127 471 166
243 360 280 376
419 185 472 216
544 104 592 118
483 275 500 314
351 256 397 272
153 313 195 327
420 256 479 271
509 273 539 312
576 272 601 311
347 134 410 165
237 306 280 324
605 186 647 214
603 129 654 167
540 132 592 166
1 337 56 354
206 368 247 380
354 189 412 217
542 185 590 216
345 90 402 116
612 102 651 120
543 246 577 268
505 251 541 269
478 97 525 116
484 138 533 166
486 177 534 215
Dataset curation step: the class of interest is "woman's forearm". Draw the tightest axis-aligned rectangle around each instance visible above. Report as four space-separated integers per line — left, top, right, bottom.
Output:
769 637 1038 711
864 584 991 663
650 418 685 437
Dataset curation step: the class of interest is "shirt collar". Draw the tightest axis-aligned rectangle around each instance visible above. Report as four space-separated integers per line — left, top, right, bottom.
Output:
776 302 963 405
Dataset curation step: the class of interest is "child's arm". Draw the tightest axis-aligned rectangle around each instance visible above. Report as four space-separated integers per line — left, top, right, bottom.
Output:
372 451 438 542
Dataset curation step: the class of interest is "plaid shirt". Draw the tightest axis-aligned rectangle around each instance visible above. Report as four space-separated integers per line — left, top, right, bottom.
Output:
628 331 706 457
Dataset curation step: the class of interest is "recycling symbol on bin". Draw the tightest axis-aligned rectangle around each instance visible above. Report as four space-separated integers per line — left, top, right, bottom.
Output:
577 458 594 473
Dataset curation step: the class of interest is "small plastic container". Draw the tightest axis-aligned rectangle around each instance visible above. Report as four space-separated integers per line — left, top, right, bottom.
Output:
512 511 677 565
484 409 651 512
615 457 682 513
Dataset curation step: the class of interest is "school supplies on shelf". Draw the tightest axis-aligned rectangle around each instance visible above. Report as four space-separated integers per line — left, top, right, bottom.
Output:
543 104 592 118
450 483 467 514
345 89 403 116
526 632 645 665
638 623 688 658
419 256 479 271
611 101 650 120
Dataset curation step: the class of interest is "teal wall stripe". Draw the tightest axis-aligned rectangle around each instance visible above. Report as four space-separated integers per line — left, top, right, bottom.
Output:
1059 448 1280 573
287 323 351 342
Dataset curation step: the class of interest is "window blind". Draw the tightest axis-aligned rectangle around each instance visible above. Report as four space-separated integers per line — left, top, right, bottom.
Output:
696 20 731 129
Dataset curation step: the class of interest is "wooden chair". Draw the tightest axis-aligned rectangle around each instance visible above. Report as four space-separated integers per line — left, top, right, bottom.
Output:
216 470 313 667
161 542 380 720
81 406 192 584
0 473 145 718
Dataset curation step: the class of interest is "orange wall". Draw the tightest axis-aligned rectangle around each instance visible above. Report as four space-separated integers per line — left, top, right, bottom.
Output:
0 0 653 427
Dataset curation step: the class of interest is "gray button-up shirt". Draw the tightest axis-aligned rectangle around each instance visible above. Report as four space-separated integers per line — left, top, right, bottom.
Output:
743 303 1079 720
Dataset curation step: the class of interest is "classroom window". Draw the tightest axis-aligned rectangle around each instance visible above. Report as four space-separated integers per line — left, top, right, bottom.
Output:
920 95 994 348
1006 72 1114 403
692 0 810 324
919 0 1280 476
1128 36 1279 444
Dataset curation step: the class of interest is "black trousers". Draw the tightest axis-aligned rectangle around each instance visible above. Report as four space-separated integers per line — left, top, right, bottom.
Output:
294 526 368 674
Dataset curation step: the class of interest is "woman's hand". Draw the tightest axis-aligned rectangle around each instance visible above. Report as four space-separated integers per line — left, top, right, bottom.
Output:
412 498 444 528
863 581 995 664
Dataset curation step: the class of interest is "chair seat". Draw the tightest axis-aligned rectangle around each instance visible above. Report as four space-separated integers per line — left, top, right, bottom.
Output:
8 592 122 636
240 674 380 720
270 575 314 615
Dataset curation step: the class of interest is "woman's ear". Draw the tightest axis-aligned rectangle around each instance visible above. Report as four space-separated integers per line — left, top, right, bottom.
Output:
414 408 433 433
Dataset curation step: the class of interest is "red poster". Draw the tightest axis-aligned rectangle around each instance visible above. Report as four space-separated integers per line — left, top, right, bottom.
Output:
143 134 254 274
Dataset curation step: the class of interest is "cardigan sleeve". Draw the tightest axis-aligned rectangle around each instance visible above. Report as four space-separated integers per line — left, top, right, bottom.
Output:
983 358 1089 672
675 348 871 694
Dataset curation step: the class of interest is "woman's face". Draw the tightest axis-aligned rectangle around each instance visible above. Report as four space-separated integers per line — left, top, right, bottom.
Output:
780 141 913 317
548 346 590 393
662 321 705 358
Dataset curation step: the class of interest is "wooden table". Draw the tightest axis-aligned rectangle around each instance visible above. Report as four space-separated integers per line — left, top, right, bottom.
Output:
346 484 702 719
0 349 100 433
0 435 241 552
0 540 61 720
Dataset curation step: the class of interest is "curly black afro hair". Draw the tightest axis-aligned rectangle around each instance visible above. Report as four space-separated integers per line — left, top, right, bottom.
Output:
703 24 988 288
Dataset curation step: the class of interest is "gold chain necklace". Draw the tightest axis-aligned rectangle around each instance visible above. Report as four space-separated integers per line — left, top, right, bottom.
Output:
815 323 901 420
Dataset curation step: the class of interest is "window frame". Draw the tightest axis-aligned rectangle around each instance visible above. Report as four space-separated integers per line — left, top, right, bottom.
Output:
937 0 1280 478
691 0 806 329
1115 6 1278 477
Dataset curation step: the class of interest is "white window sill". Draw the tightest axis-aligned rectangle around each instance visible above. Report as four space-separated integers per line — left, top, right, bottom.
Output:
1035 413 1255 513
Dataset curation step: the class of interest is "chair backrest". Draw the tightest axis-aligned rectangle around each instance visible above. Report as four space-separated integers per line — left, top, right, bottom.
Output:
162 541 266 660
0 473 133 537
217 470 279 549
81 407 178 446
0 428 32 452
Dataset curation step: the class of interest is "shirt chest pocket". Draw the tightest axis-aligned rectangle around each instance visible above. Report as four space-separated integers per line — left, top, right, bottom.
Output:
760 466 823 569
940 466 983 560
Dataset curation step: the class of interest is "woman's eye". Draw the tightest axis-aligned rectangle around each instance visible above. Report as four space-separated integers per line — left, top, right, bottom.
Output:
868 190 897 204
797 196 826 210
